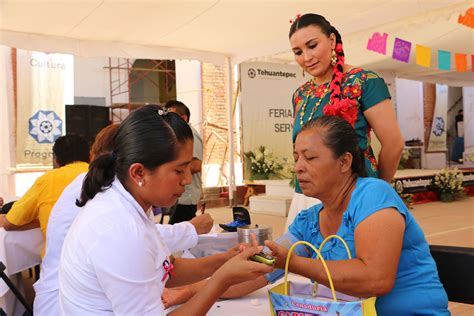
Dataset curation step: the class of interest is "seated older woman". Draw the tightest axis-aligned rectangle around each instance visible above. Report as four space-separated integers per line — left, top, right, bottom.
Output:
166 115 449 315
263 115 449 314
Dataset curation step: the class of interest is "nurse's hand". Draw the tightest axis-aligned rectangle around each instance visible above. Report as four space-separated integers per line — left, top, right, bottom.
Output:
190 213 214 234
265 240 291 270
214 246 273 288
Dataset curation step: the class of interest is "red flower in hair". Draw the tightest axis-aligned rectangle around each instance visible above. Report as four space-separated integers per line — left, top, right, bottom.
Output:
289 14 301 24
323 98 358 127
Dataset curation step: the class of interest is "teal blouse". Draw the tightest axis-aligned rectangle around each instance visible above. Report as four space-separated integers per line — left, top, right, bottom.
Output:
292 68 391 193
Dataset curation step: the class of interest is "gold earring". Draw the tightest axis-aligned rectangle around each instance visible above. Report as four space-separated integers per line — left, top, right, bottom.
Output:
331 49 337 66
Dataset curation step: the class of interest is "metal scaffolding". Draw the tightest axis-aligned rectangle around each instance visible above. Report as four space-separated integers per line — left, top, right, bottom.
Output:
105 58 176 123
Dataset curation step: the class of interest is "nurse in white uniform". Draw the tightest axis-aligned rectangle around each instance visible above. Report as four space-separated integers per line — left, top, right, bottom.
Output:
34 124 211 316
58 105 272 315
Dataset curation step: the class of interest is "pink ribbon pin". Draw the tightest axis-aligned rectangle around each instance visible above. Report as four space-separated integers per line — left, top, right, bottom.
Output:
161 259 175 282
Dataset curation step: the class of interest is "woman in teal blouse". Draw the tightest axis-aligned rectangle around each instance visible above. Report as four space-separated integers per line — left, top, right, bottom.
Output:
286 13 404 225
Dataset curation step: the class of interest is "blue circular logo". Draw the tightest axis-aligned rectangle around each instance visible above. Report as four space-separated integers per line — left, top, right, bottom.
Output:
29 110 63 143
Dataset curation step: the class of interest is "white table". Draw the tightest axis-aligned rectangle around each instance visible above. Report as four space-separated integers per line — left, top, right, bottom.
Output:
208 275 315 315
165 279 274 315
166 275 309 315
179 230 272 314
207 282 272 315
0 228 43 315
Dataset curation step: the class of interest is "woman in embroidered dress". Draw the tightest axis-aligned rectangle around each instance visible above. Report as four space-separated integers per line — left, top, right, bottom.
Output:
286 13 404 226
58 105 272 315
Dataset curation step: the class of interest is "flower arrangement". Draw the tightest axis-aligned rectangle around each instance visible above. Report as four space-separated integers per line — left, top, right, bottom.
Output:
244 146 283 180
432 168 464 202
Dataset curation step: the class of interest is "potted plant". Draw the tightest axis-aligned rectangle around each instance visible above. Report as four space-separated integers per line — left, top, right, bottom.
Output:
432 168 464 202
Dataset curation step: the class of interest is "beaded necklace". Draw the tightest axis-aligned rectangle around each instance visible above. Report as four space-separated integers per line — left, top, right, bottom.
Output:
299 80 329 126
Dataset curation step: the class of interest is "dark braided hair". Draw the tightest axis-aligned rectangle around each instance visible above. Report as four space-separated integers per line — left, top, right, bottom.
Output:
289 14 358 126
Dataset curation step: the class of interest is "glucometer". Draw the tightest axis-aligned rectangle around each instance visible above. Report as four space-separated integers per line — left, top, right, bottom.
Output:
250 251 275 266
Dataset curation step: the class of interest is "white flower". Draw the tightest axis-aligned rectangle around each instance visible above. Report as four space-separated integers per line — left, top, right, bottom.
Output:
433 168 464 195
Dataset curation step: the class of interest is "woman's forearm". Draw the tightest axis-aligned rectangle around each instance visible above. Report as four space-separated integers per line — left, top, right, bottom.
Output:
168 275 227 316
378 144 403 183
289 256 394 298
164 275 267 309
221 276 268 298
166 253 229 287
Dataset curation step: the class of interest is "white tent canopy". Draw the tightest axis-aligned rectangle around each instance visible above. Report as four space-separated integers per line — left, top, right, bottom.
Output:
1 0 473 201
1 0 473 84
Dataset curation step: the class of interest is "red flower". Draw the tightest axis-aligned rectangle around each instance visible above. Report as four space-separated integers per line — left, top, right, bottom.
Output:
367 153 379 171
294 95 303 106
342 86 351 96
293 95 303 113
350 84 362 98
363 148 379 171
369 155 378 168
323 98 358 127
313 84 328 98
360 73 367 80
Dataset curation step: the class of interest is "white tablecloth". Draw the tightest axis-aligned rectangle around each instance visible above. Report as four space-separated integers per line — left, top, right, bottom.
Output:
166 274 308 315
0 228 43 296
188 231 238 257
207 283 272 315
208 275 313 315
182 231 309 315
164 280 273 315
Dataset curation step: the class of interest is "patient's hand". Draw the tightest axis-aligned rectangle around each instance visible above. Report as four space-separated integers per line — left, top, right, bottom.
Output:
162 286 194 309
265 240 291 270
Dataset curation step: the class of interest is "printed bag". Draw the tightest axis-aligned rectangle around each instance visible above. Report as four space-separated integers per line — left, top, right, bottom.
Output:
268 235 377 316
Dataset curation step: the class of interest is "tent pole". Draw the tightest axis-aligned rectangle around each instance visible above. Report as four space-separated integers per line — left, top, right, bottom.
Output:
226 57 236 206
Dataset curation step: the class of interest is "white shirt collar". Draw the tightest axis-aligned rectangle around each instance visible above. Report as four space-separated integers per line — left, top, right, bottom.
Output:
111 177 153 222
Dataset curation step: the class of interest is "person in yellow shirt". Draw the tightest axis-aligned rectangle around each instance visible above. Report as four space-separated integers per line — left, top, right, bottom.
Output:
0 134 90 256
